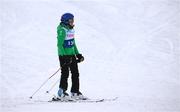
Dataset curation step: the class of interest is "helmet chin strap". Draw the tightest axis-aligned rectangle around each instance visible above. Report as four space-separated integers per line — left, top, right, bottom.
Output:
69 24 74 29
70 24 74 27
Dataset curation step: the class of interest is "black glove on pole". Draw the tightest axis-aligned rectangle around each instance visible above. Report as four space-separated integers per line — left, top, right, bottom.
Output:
76 54 84 63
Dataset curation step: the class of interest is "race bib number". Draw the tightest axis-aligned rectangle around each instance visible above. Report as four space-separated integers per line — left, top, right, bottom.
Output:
63 39 74 48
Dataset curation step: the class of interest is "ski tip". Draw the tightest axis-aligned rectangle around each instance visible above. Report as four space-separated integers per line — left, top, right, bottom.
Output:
114 97 118 100
97 99 104 102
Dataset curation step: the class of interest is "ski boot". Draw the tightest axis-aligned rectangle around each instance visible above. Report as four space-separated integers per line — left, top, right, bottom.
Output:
52 88 74 102
71 91 88 100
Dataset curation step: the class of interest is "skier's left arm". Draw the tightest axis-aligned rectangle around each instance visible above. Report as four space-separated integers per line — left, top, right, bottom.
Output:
74 40 84 62
74 40 79 55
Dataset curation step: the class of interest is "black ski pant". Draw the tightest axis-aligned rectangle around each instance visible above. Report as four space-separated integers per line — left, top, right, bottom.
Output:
59 55 80 93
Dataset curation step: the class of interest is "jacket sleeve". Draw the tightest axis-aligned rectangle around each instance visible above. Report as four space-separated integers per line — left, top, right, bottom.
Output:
57 28 66 56
74 40 80 55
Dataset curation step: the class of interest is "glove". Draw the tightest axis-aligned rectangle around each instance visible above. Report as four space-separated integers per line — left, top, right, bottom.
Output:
76 54 84 63
63 55 72 65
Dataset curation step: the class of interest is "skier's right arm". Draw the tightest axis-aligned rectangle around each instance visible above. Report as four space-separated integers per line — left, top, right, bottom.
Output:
57 28 66 56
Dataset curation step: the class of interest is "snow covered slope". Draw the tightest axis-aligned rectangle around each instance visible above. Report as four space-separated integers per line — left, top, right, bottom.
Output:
1 0 180 112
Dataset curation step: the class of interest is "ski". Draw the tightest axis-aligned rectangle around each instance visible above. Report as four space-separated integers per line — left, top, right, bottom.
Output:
33 96 118 103
48 96 118 103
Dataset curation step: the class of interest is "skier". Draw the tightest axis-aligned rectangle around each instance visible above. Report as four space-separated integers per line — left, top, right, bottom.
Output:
56 13 84 99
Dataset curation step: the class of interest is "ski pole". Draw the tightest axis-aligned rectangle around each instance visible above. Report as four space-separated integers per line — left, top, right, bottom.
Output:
46 78 60 93
29 67 61 99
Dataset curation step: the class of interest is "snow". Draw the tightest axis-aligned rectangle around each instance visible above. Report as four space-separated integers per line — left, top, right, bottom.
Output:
1 0 180 112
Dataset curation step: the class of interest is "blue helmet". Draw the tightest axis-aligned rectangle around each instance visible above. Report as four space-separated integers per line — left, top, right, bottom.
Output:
61 13 74 24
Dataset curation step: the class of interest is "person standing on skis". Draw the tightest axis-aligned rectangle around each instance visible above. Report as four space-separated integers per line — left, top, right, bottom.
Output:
57 13 84 98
